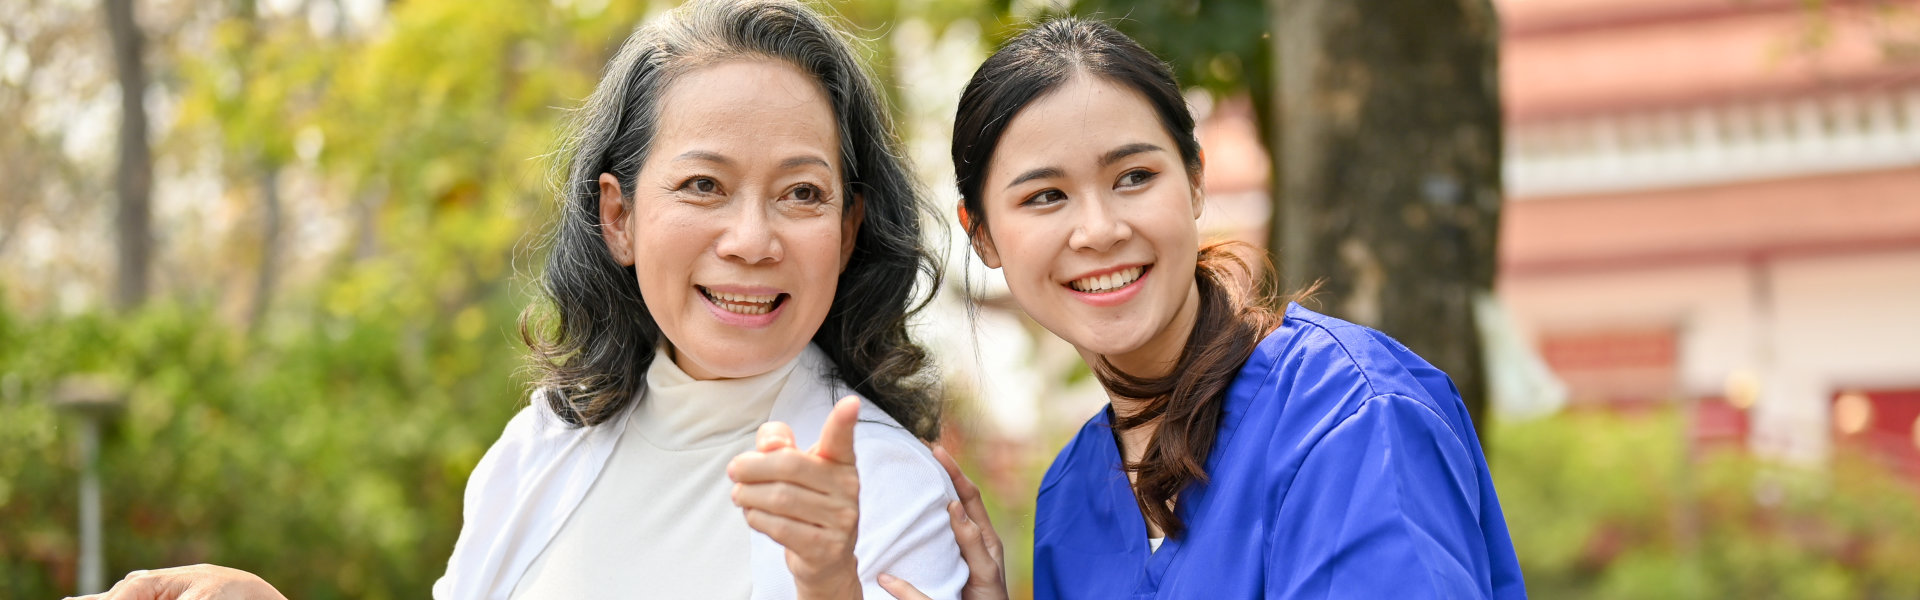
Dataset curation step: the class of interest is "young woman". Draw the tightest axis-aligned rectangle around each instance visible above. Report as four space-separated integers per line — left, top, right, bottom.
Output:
881 17 1526 599
73 2 967 600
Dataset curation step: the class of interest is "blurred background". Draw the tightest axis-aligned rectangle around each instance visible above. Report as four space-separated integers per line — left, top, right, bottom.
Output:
3 0 1919 598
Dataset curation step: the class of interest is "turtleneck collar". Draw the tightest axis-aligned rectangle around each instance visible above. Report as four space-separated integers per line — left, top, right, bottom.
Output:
630 344 805 450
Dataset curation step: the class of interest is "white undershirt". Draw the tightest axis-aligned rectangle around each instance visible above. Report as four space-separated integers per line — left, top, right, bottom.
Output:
1150 537 1165 553
510 347 799 599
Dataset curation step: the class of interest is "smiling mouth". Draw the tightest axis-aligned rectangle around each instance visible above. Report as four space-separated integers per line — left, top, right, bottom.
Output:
698 286 787 315
1067 265 1149 294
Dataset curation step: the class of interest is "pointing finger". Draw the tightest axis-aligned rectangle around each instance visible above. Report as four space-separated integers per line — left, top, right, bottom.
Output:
810 396 860 465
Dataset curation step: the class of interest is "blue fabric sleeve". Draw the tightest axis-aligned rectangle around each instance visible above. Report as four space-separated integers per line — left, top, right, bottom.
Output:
1264 393 1497 599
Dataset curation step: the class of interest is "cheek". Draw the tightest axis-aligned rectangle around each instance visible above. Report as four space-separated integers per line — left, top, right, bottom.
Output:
630 207 710 289
993 222 1062 293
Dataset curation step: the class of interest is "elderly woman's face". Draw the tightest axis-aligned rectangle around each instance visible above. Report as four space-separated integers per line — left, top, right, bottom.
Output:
599 58 857 380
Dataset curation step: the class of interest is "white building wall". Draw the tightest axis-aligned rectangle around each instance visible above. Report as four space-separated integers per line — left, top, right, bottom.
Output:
1500 248 1920 463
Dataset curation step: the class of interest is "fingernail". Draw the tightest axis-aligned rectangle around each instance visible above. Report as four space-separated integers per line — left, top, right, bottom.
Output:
878 574 897 584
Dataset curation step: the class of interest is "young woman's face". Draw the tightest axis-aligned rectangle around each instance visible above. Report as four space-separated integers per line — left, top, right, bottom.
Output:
600 58 858 380
973 74 1202 375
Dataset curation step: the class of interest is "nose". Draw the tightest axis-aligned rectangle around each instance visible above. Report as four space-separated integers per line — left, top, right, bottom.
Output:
713 200 783 265
1066 193 1132 254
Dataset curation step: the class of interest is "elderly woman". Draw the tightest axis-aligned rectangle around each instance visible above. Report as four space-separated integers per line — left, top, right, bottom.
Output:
73 2 967 599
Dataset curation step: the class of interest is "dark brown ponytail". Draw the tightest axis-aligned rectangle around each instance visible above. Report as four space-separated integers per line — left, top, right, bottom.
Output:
1096 242 1285 538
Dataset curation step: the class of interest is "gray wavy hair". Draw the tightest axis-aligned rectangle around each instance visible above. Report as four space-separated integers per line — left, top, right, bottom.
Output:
520 0 943 438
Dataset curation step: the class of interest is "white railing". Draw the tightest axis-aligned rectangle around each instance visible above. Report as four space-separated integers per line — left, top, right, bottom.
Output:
1506 87 1920 198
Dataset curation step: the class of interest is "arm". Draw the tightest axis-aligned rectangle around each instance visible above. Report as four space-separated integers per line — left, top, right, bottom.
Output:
1266 394 1497 599
879 444 1008 600
845 435 970 599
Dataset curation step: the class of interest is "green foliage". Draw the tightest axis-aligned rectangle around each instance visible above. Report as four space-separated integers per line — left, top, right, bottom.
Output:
0 285 530 599
1491 411 1920 599
1063 0 1267 96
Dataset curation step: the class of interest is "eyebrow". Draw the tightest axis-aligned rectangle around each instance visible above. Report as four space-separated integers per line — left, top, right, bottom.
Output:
1005 167 1065 190
1098 143 1165 167
675 150 731 165
673 150 831 172
779 155 832 171
1002 143 1169 191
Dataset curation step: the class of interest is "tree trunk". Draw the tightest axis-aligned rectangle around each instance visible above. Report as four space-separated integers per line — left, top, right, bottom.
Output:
104 0 152 311
247 167 282 334
1264 0 1503 442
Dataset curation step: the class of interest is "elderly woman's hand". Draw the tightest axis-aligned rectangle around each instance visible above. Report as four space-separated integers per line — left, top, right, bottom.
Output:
65 564 287 600
878 444 1009 600
729 396 864 600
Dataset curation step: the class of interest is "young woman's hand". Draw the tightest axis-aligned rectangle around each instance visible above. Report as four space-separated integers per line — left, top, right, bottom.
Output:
877 444 1009 600
65 564 287 600
729 397 864 600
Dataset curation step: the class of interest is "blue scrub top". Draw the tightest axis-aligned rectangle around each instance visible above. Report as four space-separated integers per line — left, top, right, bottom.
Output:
1034 303 1526 599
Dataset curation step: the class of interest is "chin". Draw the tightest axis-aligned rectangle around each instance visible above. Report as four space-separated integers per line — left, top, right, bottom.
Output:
1067 329 1153 364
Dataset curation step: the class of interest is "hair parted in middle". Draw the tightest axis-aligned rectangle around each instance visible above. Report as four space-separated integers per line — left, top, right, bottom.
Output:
951 16 1290 539
520 0 944 439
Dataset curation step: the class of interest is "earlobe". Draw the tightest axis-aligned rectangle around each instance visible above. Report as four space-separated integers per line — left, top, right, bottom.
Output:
971 228 1003 269
1191 187 1205 221
598 173 635 266
958 201 1002 269
839 192 866 271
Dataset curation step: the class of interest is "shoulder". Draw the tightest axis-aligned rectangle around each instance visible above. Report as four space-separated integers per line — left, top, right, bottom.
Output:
1214 305 1478 470
849 398 955 498
1248 304 1458 420
481 390 584 462
463 389 611 498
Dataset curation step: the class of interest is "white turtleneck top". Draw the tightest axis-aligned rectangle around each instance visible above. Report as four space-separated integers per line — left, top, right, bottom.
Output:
510 347 798 599
433 343 968 600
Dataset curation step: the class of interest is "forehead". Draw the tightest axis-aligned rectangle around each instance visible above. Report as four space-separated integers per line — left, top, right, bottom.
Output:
650 58 841 164
989 74 1173 176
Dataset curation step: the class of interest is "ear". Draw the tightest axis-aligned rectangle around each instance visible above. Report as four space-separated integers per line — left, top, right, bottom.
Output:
598 173 636 266
839 191 866 272
1191 151 1207 220
961 203 1003 269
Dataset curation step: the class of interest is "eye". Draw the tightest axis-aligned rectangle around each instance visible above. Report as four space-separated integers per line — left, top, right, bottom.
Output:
1021 189 1066 207
783 183 827 204
1117 169 1157 189
678 176 721 195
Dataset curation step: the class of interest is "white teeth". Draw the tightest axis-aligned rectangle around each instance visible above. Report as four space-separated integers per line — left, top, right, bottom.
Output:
1069 267 1143 293
702 287 780 315
712 291 777 304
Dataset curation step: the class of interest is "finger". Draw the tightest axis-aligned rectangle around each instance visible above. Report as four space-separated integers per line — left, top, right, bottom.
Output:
810 396 860 465
932 444 980 502
935 445 1004 564
742 507 846 557
945 500 1003 585
728 449 854 496
732 481 857 531
757 421 797 453
877 574 934 600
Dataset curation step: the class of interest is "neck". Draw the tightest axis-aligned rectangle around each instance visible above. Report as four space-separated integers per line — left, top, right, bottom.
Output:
1087 279 1203 461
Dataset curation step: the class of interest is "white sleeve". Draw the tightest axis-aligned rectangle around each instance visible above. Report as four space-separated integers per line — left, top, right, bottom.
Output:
433 405 544 600
851 428 969 599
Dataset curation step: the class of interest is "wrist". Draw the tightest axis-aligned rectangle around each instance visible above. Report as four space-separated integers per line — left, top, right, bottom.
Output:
795 566 861 600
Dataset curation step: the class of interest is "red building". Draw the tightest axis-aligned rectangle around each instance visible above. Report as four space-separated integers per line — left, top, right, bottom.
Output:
1496 0 1920 472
